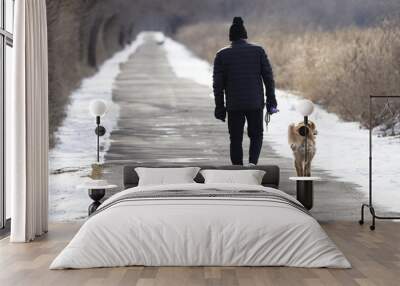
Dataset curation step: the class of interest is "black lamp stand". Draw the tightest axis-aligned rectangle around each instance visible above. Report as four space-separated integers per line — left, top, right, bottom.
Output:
304 116 309 169
94 116 106 162
359 95 400 230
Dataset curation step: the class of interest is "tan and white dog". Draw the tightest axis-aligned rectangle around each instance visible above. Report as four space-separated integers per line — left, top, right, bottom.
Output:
288 121 317 176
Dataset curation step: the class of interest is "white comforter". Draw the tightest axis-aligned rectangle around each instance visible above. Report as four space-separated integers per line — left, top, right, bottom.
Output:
50 183 350 269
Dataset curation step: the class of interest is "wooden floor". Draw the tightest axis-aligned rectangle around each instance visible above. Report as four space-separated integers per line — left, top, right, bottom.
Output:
1 222 399 286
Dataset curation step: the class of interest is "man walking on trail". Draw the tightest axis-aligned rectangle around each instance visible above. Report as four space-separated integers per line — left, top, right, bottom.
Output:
213 16 278 166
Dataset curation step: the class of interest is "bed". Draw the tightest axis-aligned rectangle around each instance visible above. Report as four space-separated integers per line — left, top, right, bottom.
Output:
50 165 350 269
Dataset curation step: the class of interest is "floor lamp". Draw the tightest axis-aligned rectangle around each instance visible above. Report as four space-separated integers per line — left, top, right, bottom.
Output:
86 100 109 215
359 95 400 230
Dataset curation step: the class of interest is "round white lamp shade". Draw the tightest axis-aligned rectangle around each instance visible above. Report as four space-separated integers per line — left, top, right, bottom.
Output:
89 100 108 117
296 99 314 117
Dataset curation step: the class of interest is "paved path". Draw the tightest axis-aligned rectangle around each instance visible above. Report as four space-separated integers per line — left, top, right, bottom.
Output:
104 34 366 221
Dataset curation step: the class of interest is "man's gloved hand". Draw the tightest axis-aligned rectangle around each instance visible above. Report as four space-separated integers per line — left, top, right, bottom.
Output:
265 104 279 126
268 106 279 114
267 103 279 115
214 106 227 122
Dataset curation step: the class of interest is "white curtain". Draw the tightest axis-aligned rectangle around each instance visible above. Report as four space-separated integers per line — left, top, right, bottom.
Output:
7 0 49 242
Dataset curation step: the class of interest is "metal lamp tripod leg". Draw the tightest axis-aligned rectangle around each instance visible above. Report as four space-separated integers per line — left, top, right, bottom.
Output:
360 204 376 231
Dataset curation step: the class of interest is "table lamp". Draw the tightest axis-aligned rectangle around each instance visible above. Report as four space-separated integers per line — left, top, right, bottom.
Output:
89 100 108 162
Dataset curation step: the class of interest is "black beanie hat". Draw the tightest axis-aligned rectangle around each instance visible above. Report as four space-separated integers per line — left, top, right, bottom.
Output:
229 17 248 41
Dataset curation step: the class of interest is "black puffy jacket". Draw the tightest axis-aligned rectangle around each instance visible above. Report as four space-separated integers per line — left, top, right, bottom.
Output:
213 39 277 111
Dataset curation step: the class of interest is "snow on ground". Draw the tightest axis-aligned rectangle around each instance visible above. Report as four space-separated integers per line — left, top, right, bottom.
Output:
49 34 145 221
165 36 400 212
164 37 212 88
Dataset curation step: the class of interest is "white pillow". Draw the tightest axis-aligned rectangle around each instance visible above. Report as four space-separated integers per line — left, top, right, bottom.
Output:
200 169 266 185
135 167 200 186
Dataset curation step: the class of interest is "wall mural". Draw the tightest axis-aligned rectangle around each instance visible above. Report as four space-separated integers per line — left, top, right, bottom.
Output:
47 0 400 221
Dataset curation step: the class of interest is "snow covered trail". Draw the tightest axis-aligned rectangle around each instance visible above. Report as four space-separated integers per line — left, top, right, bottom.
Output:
164 37 400 213
49 34 145 221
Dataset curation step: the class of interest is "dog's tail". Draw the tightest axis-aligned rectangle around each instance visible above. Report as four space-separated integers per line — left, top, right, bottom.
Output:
288 124 297 145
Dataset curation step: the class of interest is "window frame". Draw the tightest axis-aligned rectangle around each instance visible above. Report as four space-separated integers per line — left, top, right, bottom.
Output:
0 0 14 232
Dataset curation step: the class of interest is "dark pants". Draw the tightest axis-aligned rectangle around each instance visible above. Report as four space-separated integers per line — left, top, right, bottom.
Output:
227 109 264 165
